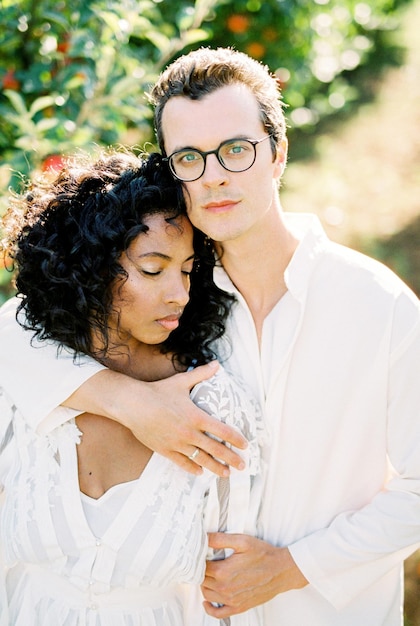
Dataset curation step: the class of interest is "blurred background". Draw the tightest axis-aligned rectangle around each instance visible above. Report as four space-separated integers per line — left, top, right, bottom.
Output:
0 1 419 621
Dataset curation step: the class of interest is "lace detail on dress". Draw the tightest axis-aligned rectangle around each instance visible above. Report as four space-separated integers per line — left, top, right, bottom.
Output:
0 369 263 625
0 386 14 452
190 367 265 476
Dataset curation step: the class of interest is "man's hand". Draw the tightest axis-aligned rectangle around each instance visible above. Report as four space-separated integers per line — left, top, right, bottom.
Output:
63 362 247 477
202 533 308 617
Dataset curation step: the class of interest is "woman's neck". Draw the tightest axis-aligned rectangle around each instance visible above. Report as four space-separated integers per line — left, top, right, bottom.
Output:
100 343 181 382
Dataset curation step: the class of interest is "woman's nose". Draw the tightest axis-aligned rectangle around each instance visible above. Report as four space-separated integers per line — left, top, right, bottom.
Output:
166 274 190 306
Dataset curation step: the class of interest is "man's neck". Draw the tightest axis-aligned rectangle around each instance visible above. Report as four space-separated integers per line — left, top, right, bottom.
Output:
217 208 299 344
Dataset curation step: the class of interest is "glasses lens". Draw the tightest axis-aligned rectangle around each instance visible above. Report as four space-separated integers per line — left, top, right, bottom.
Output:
169 150 204 181
219 139 256 172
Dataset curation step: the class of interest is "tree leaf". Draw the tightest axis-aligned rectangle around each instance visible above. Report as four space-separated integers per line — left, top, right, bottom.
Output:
29 95 60 118
4 90 28 116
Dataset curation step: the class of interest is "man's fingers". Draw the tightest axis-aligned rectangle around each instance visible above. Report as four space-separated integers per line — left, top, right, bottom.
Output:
179 363 248 451
166 451 204 476
148 363 248 474
194 431 246 468
167 448 240 478
207 532 244 551
182 442 244 476
201 418 248 451
188 450 231 477
203 600 237 618
180 360 220 388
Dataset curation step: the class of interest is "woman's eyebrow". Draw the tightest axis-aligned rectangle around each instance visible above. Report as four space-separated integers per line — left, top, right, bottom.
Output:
136 252 196 261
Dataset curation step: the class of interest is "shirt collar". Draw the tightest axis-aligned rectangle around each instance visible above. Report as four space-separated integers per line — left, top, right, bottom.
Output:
283 213 329 299
213 213 329 301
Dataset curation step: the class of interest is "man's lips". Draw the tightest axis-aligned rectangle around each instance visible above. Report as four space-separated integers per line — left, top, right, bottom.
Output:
203 199 240 212
156 314 182 331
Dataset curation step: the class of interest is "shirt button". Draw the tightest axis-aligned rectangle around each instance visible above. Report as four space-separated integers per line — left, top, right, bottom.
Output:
90 604 97 610
95 538 101 546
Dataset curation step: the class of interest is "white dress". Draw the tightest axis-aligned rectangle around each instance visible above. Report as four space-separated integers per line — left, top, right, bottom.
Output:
0 368 264 626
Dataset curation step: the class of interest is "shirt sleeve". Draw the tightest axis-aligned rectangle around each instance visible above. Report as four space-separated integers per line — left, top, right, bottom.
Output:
0 297 105 433
289 287 420 609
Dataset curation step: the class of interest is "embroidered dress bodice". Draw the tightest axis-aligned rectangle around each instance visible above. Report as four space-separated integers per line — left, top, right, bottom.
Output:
0 368 263 626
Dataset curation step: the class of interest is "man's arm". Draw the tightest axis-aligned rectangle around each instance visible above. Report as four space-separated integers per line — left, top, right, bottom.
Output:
0 297 247 476
201 289 420 614
64 366 248 476
0 297 105 427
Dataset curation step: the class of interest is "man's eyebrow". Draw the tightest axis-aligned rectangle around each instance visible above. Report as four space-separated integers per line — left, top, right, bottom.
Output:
172 135 252 152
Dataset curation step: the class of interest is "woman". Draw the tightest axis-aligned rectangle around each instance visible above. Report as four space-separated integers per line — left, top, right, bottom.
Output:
0 149 263 625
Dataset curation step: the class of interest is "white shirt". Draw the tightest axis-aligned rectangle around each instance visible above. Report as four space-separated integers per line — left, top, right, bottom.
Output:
213 213 420 625
0 213 419 625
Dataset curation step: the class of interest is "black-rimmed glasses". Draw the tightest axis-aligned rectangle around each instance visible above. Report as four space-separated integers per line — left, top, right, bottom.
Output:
164 135 273 182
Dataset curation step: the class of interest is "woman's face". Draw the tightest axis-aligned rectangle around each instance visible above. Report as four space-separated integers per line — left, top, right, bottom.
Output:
109 213 194 350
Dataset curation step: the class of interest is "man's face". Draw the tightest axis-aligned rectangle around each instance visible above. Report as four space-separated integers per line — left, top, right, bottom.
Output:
161 83 286 246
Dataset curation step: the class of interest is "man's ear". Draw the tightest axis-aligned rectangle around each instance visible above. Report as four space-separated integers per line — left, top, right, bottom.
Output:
273 137 288 178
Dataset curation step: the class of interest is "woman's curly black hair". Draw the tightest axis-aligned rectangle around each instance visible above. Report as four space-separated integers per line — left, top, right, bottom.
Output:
1 148 234 368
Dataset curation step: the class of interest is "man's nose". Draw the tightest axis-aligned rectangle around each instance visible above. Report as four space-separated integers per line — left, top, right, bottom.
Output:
201 153 229 186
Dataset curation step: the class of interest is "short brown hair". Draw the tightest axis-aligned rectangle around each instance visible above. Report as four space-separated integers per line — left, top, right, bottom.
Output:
149 47 286 156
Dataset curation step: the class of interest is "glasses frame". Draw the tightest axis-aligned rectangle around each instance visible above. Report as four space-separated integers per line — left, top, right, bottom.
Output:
164 134 273 182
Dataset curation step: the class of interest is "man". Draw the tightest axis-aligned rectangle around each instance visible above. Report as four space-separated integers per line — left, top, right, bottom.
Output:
1 48 419 625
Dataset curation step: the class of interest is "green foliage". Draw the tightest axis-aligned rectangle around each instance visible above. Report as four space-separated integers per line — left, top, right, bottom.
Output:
0 0 217 193
0 0 410 186
0 0 413 302
0 0 219 302
199 0 411 131
0 266 14 306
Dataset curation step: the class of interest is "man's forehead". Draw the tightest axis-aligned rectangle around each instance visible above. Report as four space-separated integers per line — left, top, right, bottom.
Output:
160 85 263 150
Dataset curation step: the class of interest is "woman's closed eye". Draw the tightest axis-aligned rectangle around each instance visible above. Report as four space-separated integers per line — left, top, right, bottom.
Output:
182 260 195 276
134 262 164 276
140 264 193 277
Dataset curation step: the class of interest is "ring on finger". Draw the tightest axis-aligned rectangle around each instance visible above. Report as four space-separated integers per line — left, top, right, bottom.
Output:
188 447 200 461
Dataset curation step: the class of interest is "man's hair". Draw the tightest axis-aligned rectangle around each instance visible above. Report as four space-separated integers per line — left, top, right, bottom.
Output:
149 47 286 156
1 149 233 367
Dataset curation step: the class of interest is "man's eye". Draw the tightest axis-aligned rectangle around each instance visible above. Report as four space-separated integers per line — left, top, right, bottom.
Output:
178 152 200 164
230 144 245 154
226 142 250 156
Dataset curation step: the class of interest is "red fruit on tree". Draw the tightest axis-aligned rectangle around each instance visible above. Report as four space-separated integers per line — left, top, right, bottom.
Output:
246 42 266 59
42 155 66 172
2 69 20 90
57 33 71 54
226 14 250 34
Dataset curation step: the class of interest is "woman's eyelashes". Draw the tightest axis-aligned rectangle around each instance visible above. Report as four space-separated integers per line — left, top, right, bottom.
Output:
138 264 194 277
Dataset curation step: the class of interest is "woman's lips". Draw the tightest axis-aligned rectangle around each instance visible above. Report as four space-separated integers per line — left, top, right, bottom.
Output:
156 314 181 331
